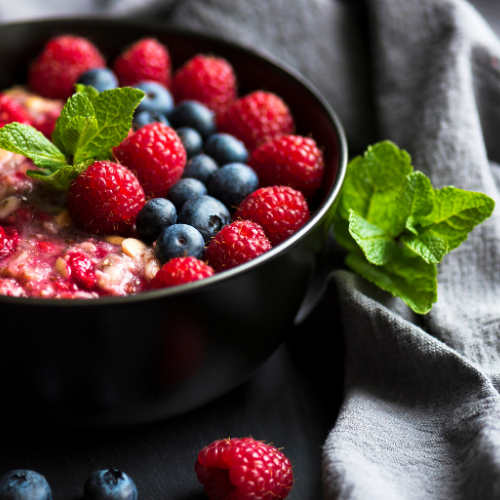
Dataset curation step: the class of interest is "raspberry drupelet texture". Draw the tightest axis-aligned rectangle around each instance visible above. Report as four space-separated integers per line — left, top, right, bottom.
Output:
113 38 171 88
234 186 310 246
195 437 293 500
205 220 272 272
114 122 187 198
29 35 106 100
0 94 32 128
66 161 145 235
151 257 214 288
217 91 294 152
171 54 237 116
249 135 325 196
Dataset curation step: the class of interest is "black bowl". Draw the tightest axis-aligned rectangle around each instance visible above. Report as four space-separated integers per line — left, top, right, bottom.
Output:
0 18 347 426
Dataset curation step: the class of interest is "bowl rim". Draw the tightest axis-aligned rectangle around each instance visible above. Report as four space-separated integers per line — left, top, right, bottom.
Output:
0 17 348 307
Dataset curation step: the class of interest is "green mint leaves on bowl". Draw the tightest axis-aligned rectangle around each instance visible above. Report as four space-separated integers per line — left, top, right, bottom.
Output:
0 85 144 191
333 141 495 314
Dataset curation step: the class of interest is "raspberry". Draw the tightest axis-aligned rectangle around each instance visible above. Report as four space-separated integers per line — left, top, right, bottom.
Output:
205 220 271 272
151 257 214 288
29 35 106 100
113 38 171 88
66 161 145 235
171 54 237 116
217 91 294 152
195 437 293 500
0 93 32 128
249 135 325 196
113 122 187 198
0 226 20 260
66 252 96 291
234 186 310 245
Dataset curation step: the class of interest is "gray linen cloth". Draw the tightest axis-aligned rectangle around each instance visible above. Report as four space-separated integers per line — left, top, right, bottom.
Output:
2 0 500 498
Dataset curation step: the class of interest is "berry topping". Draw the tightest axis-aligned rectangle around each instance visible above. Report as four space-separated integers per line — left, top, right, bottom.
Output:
167 178 207 211
136 197 177 243
217 91 294 152
113 38 171 88
155 223 205 264
84 468 137 500
171 54 237 116
67 161 145 234
204 133 248 166
66 251 96 291
234 186 310 245
133 81 174 116
0 469 53 500
182 155 219 185
195 437 293 500
113 122 187 198
206 220 272 272
132 110 170 131
177 195 231 242
249 135 325 196
29 35 106 100
0 278 27 298
151 256 214 289
175 127 203 159
0 226 20 260
77 68 118 92
168 101 216 139
208 163 259 210
0 93 32 128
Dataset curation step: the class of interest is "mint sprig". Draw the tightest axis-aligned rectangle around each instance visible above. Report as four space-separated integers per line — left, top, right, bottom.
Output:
334 141 495 314
0 85 144 191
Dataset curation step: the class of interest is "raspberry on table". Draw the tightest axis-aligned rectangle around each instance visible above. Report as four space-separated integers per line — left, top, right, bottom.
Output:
205 220 272 272
113 38 171 88
113 122 187 198
151 257 214 289
66 161 145 235
29 35 106 100
234 186 310 245
0 93 32 128
195 437 293 500
171 54 237 116
249 135 325 196
217 91 295 152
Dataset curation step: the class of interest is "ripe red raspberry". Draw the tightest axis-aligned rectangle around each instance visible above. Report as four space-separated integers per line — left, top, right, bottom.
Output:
151 257 214 288
171 54 237 116
67 161 145 235
113 38 171 88
217 91 294 152
113 122 187 198
249 135 325 196
234 186 310 245
29 35 106 100
0 226 20 260
205 220 271 272
0 93 32 128
66 252 96 290
195 437 293 500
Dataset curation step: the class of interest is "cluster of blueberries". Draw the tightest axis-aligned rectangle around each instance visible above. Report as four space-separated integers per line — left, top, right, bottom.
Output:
78 67 261 264
0 468 137 500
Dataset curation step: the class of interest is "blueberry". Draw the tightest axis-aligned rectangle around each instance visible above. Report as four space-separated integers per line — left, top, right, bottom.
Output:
177 195 231 242
132 111 170 131
77 68 118 92
208 163 259 210
155 224 205 264
133 81 174 116
167 178 207 211
175 127 203 159
204 133 249 165
136 198 177 243
168 101 216 139
0 469 52 500
84 469 137 500
182 155 219 185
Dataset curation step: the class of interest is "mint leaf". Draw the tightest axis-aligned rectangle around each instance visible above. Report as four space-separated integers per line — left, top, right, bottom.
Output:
0 123 67 170
61 116 99 157
399 171 435 234
400 231 449 263
332 212 360 253
26 160 92 191
348 209 395 265
75 84 99 102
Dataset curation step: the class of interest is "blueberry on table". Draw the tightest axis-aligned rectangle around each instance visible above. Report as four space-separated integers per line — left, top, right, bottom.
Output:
182 154 219 185
136 198 177 243
208 163 259 210
132 110 170 131
167 178 207 211
204 133 249 165
84 468 137 500
168 101 216 139
0 469 52 500
175 127 203 158
155 223 205 264
133 81 174 116
177 195 231 242
77 68 118 92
